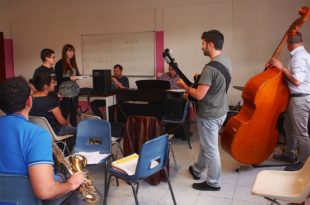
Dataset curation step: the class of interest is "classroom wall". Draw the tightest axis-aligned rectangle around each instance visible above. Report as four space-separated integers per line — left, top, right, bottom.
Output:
0 0 310 105
0 0 11 38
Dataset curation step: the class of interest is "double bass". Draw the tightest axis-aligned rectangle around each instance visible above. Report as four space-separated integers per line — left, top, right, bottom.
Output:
221 7 310 165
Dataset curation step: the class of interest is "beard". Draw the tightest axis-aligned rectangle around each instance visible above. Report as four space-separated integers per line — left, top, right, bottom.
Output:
203 49 209 56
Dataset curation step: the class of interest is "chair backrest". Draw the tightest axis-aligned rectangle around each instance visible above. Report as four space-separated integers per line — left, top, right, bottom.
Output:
0 173 42 205
134 134 169 179
162 100 189 123
296 156 310 202
29 116 72 141
80 113 101 121
75 119 112 154
29 116 55 140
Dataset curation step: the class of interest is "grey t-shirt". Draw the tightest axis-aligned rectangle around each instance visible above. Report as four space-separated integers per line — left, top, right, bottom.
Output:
197 54 232 119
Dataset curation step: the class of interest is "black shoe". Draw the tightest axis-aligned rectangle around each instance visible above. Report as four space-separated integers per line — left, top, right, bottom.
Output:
273 153 296 163
189 166 200 180
192 181 220 191
285 162 304 171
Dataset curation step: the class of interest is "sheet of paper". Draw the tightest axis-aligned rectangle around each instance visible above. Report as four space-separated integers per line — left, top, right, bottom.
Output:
77 151 110 164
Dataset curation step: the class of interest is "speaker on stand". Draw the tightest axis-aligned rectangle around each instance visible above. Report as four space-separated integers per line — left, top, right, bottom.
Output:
92 69 112 95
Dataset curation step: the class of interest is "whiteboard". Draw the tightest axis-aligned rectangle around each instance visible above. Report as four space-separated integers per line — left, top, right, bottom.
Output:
81 31 155 76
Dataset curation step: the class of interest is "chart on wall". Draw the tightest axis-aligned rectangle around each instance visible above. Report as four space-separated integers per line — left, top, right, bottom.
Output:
81 31 155 77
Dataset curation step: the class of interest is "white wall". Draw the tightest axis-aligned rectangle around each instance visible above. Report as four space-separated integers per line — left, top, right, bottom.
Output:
1 0 310 105
0 0 11 38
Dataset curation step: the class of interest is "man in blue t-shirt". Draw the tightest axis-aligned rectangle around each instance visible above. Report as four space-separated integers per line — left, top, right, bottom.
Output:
0 77 85 204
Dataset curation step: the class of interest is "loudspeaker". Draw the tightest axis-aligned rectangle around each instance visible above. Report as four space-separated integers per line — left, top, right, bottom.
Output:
92 69 112 95
164 91 185 119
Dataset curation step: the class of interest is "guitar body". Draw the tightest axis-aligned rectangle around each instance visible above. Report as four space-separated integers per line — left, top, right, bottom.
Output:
221 67 289 164
187 75 200 110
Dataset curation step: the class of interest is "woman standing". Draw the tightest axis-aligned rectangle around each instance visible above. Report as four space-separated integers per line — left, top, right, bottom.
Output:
55 44 80 126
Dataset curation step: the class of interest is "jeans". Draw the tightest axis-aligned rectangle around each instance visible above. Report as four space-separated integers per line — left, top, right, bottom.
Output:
193 114 226 187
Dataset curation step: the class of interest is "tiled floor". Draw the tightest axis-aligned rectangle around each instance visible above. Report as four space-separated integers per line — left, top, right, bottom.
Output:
83 123 289 205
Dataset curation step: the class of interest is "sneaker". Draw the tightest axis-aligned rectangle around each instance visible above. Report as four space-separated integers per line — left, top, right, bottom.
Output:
273 153 296 163
189 166 200 180
285 162 304 171
192 181 220 191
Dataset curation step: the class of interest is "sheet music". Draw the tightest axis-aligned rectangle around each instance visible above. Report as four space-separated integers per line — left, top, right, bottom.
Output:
77 151 110 164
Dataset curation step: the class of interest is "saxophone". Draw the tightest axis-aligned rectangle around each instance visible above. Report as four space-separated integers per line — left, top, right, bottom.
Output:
52 142 101 203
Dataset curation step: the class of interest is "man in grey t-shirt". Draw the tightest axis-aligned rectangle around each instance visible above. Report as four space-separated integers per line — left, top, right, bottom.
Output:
178 30 232 191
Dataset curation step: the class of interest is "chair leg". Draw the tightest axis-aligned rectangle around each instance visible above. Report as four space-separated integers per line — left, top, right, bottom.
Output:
117 141 124 157
104 162 108 192
130 182 139 205
182 125 192 149
164 168 177 205
110 156 119 186
264 197 281 205
169 140 178 170
103 174 113 205
136 182 140 194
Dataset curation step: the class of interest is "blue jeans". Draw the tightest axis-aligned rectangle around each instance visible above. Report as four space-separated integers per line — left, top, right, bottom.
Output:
58 126 77 136
193 114 226 187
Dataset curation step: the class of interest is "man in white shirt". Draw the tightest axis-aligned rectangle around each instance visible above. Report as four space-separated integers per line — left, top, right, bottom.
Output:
269 31 310 171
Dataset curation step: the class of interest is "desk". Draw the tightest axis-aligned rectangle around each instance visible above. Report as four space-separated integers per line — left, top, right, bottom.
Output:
78 94 116 121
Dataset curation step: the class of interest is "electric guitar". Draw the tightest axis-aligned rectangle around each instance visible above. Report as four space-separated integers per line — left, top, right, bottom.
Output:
162 48 200 112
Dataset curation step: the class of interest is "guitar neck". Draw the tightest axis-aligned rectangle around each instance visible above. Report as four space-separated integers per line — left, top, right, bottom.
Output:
169 63 194 87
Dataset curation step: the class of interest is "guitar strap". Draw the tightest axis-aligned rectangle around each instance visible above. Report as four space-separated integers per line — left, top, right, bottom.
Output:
207 61 231 92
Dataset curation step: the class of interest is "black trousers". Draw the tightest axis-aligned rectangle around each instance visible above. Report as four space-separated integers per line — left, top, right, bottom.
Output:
60 96 78 126
90 100 106 119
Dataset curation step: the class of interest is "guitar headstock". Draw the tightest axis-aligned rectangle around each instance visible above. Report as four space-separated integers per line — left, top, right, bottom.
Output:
162 48 175 64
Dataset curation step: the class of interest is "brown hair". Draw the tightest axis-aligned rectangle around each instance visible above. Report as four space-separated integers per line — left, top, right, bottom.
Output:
61 44 79 74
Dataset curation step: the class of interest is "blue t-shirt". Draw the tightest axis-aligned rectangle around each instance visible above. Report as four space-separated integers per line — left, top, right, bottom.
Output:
112 76 129 89
0 114 54 176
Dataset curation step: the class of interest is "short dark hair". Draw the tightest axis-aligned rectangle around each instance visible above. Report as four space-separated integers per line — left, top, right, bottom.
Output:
287 32 303 44
114 64 123 71
33 68 54 91
169 63 178 69
0 76 31 114
201 30 224 50
40 48 55 62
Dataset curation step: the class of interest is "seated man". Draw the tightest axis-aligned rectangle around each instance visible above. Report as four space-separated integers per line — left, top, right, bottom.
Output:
29 68 76 153
90 64 129 119
0 76 85 204
160 64 181 89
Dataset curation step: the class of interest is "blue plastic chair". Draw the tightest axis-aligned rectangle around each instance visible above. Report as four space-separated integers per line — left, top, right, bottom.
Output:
0 173 42 205
104 134 177 205
73 118 112 192
162 101 191 149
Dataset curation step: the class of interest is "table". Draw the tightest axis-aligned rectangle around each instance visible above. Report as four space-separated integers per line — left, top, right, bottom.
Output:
78 94 116 121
